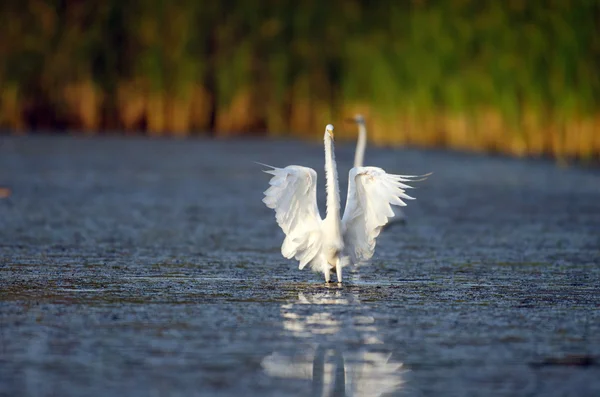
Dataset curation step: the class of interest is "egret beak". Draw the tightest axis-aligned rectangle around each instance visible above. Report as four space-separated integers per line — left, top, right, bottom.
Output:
325 124 334 139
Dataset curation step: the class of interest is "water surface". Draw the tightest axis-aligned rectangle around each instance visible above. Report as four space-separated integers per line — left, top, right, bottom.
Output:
1 136 599 396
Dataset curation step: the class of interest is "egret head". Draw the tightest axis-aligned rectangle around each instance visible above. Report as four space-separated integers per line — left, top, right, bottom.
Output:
344 114 365 125
326 124 334 139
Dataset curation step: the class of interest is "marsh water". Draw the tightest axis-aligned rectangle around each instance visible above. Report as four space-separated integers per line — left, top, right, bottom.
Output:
1 135 599 396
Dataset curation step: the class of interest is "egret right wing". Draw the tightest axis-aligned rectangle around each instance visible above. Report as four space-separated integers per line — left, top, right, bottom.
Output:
342 166 427 264
261 165 323 269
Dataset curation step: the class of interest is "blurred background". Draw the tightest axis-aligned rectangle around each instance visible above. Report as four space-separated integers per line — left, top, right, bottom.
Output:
0 0 599 160
2 3 600 396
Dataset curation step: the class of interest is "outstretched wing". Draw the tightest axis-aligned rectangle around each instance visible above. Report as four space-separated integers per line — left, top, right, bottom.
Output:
341 166 426 264
261 164 323 269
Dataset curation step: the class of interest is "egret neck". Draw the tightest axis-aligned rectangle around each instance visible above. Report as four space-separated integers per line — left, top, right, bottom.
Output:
323 128 342 239
354 121 367 168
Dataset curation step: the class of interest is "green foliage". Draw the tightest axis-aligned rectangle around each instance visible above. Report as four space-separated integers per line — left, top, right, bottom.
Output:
0 0 598 155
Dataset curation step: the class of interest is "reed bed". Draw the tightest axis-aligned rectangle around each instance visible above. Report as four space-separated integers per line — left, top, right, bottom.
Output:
0 0 598 159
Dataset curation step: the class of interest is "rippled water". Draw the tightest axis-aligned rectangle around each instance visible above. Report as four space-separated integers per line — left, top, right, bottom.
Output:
1 135 599 396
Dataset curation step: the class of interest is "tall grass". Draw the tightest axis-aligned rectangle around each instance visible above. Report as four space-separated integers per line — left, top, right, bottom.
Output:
0 0 598 159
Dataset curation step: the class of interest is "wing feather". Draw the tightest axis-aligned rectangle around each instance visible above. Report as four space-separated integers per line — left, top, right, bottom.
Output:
261 165 323 269
341 167 427 264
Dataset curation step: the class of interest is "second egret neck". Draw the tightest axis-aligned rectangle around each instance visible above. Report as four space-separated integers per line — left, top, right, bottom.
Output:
354 122 367 168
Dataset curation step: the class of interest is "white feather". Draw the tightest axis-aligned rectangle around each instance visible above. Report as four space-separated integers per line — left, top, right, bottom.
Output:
261 165 323 270
342 167 420 265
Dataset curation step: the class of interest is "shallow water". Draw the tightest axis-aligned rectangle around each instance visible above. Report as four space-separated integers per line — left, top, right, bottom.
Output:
1 135 599 396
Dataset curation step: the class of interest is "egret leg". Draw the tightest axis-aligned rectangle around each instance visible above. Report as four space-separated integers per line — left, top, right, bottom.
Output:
324 266 331 283
335 259 343 283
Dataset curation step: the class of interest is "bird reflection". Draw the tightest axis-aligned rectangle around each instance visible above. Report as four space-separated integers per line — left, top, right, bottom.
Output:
262 284 405 396
312 345 345 397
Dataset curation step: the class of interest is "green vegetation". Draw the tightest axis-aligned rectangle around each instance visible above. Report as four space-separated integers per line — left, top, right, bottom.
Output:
0 0 599 159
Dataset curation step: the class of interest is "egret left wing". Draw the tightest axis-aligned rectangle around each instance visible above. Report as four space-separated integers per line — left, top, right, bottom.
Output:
260 164 323 269
341 166 425 264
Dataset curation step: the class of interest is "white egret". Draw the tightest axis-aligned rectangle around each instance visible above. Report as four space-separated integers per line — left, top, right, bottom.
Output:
259 124 428 283
262 290 405 395
346 114 406 224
